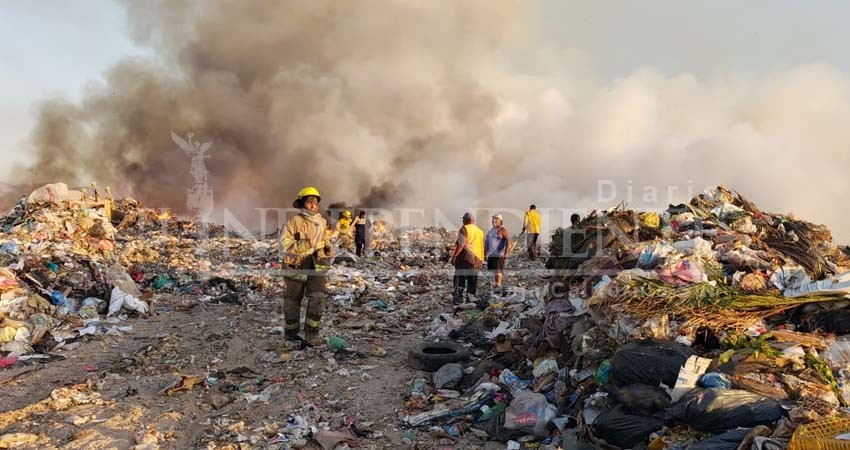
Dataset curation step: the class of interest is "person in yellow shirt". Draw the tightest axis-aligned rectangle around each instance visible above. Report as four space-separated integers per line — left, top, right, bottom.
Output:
450 212 485 304
522 204 542 260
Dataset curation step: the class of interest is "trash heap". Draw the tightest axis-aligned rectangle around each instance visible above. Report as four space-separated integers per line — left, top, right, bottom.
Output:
0 182 269 369
192 229 457 449
0 183 148 362
401 186 850 450
553 185 850 335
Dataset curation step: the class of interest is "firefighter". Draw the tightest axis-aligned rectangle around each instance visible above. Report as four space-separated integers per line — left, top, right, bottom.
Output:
336 210 355 251
280 187 334 345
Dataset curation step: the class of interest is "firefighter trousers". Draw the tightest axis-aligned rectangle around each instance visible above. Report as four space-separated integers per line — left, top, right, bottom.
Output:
283 274 328 338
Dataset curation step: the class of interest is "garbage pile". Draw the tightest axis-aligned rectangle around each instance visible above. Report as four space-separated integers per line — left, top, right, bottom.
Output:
401 187 850 450
191 228 458 449
0 182 266 368
552 186 850 334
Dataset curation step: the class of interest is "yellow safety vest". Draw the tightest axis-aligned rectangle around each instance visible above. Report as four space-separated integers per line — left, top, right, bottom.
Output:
463 224 485 262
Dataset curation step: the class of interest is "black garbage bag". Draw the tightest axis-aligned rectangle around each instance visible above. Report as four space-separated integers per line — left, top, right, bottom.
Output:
593 404 663 449
611 339 695 388
611 383 672 417
796 309 850 335
687 428 750 450
670 389 783 433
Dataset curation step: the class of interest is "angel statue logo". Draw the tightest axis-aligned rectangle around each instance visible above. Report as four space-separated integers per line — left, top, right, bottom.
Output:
171 131 214 220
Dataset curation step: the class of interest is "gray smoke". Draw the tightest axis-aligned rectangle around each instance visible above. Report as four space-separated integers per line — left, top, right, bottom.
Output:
16 1 850 241
21 0 523 215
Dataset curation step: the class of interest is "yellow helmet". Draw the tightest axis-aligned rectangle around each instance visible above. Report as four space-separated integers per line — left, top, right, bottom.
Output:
294 186 321 207
343 210 352 218
297 186 321 200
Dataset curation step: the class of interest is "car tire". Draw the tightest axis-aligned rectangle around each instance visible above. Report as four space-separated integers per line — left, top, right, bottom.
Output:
408 341 471 372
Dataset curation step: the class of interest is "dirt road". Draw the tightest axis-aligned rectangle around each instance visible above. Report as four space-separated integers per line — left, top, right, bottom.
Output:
0 259 456 449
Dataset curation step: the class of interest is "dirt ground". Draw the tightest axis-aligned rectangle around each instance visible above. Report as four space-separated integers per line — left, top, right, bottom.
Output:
0 258 464 450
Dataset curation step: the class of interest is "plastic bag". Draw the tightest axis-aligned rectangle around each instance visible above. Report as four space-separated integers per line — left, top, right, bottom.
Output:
659 260 708 286
504 391 557 437
670 389 783 433
611 339 695 388
593 404 663 449
823 339 850 370
433 363 463 390
0 242 20 256
698 372 732 389
595 360 612 386
711 202 747 221
769 265 810 291
611 383 671 416
671 212 696 228
784 269 850 298
78 297 102 320
717 248 772 271
588 276 613 305
104 263 141 297
499 369 531 395
637 243 675 269
732 216 758 234
108 287 149 316
532 359 559 378
687 428 750 450
672 237 714 260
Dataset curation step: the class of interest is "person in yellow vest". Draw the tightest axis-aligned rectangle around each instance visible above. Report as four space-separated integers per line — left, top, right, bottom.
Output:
335 210 354 251
280 187 334 345
523 204 542 260
450 212 485 304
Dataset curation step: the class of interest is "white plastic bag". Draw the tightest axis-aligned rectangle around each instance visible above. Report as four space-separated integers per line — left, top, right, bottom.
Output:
711 202 746 220
673 237 714 260
784 270 850 298
108 287 148 316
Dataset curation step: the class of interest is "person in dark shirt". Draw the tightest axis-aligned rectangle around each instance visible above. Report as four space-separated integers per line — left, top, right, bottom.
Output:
353 210 369 257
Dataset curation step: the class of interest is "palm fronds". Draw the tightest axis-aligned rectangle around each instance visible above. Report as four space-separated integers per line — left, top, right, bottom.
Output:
599 277 847 331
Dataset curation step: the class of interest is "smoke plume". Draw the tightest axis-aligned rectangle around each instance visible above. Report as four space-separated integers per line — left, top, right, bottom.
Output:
17 0 850 241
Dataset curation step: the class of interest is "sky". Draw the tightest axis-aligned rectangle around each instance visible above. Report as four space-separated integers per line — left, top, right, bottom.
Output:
0 1 147 174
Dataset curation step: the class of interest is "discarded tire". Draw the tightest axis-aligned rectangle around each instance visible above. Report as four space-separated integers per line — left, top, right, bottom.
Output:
408 341 470 372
